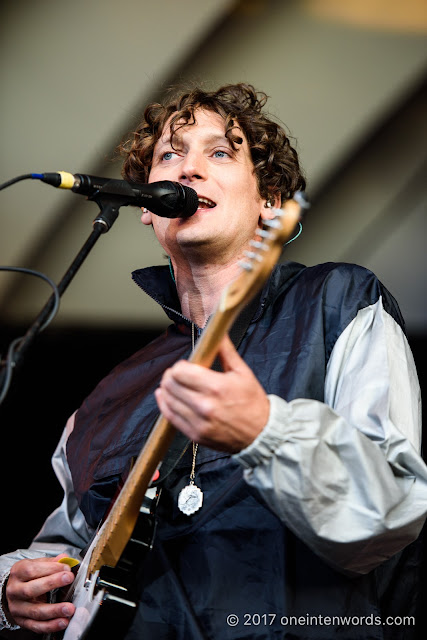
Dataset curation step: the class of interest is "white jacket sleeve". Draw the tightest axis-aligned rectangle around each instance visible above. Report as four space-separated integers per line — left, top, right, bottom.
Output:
234 297 427 575
0 415 94 630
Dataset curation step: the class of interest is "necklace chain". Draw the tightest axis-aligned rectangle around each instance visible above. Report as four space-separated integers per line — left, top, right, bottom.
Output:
177 322 203 515
189 443 198 484
190 322 198 483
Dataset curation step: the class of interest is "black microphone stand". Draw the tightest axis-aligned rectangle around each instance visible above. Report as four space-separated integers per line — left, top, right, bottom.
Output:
0 196 120 402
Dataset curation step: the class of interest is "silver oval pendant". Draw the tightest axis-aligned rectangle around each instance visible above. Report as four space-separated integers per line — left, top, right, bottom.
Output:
178 484 203 515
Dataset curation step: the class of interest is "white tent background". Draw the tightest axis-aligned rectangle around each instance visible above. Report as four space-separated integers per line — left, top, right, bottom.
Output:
1 0 426 333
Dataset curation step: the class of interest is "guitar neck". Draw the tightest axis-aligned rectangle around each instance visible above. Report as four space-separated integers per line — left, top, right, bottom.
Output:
87 198 302 574
87 287 248 573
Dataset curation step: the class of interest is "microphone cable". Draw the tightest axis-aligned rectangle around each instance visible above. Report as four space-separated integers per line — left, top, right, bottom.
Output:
0 174 35 190
0 267 60 406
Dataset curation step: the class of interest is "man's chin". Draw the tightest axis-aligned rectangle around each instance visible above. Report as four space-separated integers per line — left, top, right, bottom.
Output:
175 232 224 259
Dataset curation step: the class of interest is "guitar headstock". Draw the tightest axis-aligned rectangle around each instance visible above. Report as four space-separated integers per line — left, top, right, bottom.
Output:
219 192 308 314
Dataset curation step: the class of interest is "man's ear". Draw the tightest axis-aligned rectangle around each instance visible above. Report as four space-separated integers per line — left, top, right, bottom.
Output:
259 192 282 222
141 208 153 225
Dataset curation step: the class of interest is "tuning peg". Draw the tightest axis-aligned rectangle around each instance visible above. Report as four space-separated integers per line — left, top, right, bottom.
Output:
270 208 284 217
263 219 282 228
294 191 311 209
255 229 273 238
239 260 253 271
250 240 270 251
244 250 263 262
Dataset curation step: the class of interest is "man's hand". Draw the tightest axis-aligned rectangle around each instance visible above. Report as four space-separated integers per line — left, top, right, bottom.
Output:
155 334 270 452
5 554 75 634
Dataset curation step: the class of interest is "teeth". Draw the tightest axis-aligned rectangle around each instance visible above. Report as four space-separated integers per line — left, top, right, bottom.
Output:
198 197 216 208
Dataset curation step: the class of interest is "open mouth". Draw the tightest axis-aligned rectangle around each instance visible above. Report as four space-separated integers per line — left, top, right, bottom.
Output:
197 196 216 210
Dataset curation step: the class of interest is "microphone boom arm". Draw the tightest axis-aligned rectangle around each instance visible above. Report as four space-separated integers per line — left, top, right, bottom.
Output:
1 197 120 401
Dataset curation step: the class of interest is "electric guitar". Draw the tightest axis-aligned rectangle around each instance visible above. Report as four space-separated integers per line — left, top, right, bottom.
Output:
51 194 304 640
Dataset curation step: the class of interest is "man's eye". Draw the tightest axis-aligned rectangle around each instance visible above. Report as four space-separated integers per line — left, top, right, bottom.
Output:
213 150 230 159
162 151 177 161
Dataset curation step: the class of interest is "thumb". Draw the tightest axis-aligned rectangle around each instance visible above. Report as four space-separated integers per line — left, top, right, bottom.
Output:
217 334 246 373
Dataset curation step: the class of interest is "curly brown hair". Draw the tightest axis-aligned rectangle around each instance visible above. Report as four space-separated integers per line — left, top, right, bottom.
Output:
120 83 306 201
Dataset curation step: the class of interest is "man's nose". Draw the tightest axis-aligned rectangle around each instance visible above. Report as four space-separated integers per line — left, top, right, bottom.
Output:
179 151 207 182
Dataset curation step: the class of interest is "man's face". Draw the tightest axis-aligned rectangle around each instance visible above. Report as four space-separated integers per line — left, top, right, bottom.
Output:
144 109 273 264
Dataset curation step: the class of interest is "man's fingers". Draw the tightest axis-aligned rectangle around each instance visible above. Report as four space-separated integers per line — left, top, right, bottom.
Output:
12 599 75 623
161 362 219 393
165 336 248 392
162 340 243 393
8 559 75 613
217 333 246 372
10 570 74 601
12 613 73 635
6 557 76 634
160 369 208 407
155 388 195 432
10 559 73 585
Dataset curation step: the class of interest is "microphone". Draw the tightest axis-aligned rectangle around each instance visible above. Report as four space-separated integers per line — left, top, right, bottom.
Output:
35 171 199 218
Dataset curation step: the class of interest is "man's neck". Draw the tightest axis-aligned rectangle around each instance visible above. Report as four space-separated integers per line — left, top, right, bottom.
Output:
173 258 242 328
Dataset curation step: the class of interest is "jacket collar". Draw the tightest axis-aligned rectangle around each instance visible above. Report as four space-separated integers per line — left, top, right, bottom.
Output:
132 261 305 328
132 265 189 326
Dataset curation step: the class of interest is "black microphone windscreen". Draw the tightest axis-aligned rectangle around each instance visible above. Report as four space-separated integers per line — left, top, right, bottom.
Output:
181 185 199 217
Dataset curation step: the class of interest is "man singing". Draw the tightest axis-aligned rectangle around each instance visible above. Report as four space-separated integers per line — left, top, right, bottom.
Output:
1 83 426 639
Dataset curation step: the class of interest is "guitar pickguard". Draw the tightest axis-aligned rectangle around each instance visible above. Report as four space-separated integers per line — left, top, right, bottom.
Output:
48 491 160 640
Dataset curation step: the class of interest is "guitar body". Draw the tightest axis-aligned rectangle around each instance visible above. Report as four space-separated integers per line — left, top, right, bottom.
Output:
59 540 109 640
47 506 158 640
60 560 135 640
